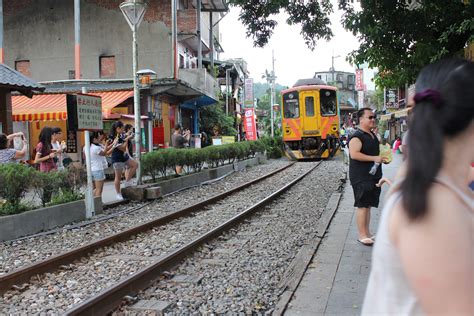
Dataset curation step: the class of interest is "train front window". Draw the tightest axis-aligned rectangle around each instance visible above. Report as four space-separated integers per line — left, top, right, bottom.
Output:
283 92 299 118
305 96 314 117
320 89 337 116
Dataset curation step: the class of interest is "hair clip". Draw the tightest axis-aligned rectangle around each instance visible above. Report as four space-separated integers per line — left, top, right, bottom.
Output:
414 89 443 107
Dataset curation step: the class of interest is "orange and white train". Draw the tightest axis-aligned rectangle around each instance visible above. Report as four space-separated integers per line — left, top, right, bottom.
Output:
281 78 340 160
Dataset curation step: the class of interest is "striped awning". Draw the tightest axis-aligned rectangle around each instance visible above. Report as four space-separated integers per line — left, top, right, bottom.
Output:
12 90 133 122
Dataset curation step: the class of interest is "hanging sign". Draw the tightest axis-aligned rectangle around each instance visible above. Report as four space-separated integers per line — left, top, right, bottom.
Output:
244 78 254 108
355 69 364 91
67 94 103 131
244 108 257 140
385 88 399 109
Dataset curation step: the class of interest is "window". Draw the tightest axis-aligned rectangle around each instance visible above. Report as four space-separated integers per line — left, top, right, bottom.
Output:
347 74 355 84
179 54 185 69
320 89 337 116
305 96 314 117
68 70 76 79
100 56 116 78
15 60 31 77
317 75 322 79
283 92 299 118
336 74 343 82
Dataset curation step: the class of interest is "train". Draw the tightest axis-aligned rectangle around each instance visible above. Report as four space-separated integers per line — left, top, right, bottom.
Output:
281 78 340 160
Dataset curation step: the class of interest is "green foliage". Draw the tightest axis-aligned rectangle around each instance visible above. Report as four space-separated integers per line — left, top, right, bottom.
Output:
141 141 266 180
228 0 333 49
0 165 87 215
339 0 473 87
47 191 84 207
199 104 237 137
32 171 63 207
259 136 284 159
0 163 34 206
0 201 30 216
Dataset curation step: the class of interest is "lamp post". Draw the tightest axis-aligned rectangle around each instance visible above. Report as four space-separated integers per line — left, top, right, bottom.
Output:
120 0 147 184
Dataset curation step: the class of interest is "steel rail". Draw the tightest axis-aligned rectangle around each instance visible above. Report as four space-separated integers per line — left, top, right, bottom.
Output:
66 162 320 315
0 163 293 294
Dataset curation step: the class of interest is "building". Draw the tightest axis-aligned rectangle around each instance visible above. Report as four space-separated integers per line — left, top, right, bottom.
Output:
313 70 357 126
2 0 227 159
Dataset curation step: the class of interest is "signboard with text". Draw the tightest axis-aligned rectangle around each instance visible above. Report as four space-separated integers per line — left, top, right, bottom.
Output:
355 69 364 91
244 78 254 108
358 91 364 109
243 108 257 140
385 88 399 109
67 94 103 131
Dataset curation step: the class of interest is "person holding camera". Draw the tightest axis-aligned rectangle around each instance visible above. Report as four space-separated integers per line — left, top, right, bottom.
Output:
0 132 28 164
108 121 138 200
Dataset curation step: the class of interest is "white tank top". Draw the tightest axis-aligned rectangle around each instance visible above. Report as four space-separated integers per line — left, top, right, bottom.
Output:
362 176 473 315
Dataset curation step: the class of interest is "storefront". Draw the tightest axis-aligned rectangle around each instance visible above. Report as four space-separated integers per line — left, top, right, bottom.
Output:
11 90 134 163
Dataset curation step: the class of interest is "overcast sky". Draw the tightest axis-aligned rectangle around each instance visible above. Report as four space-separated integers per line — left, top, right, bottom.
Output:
219 2 361 88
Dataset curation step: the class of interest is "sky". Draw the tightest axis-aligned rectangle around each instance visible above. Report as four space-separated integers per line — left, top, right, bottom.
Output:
219 1 362 88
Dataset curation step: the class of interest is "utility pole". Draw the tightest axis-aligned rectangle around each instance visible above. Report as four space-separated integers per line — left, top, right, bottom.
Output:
270 50 276 138
331 54 340 84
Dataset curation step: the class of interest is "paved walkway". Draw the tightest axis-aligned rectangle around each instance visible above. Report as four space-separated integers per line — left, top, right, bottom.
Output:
285 154 402 315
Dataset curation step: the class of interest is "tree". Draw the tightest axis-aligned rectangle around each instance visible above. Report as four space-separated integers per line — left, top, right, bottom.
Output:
339 0 473 87
228 0 333 49
229 1 473 87
199 103 237 137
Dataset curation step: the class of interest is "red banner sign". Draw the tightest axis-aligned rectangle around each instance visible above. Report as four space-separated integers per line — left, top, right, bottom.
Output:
355 69 364 91
244 108 257 140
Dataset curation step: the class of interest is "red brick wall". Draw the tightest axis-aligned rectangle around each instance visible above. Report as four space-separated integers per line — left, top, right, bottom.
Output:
84 0 196 32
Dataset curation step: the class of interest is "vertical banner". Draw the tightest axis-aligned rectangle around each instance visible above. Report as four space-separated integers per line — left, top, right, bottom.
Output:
385 88 399 109
244 78 254 108
244 108 257 140
355 69 364 91
358 91 364 109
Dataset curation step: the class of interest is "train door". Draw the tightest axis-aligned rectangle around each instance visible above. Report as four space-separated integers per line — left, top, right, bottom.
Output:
300 90 320 135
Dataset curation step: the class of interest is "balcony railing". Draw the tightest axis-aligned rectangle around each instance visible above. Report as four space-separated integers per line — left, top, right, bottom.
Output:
178 68 218 100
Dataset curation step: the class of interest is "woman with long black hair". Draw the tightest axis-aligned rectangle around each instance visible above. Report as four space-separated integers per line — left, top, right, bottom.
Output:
108 121 137 200
363 59 473 314
34 127 57 172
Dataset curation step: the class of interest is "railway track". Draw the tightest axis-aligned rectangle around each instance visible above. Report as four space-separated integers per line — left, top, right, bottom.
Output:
0 162 322 314
67 162 320 315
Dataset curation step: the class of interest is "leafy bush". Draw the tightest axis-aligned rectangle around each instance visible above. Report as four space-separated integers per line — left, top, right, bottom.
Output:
32 171 63 207
0 201 30 216
58 165 86 195
47 191 84 207
141 141 266 181
259 136 284 158
0 163 34 207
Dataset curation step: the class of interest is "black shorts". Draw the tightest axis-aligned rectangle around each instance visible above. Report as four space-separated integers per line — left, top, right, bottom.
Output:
352 181 381 208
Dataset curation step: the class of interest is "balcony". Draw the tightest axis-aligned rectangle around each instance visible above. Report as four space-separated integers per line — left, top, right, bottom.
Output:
178 68 218 100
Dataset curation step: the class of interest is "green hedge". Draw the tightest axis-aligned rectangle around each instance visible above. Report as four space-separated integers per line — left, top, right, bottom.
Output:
259 136 284 158
0 164 86 216
141 140 266 180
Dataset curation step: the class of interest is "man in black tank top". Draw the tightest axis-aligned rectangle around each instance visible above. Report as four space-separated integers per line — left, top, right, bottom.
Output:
348 108 387 246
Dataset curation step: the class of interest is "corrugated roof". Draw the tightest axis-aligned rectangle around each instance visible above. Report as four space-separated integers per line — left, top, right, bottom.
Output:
0 63 45 97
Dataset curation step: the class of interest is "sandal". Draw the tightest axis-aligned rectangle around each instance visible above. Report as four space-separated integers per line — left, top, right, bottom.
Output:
357 238 374 246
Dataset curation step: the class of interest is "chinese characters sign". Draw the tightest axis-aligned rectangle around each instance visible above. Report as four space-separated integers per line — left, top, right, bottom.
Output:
244 78 254 108
67 94 103 131
244 108 257 141
355 69 364 91
385 88 399 109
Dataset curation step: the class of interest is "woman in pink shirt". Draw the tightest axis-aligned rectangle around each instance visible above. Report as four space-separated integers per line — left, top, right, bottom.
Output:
34 127 57 172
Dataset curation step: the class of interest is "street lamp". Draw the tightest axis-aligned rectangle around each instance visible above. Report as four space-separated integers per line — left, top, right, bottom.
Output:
120 0 148 184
